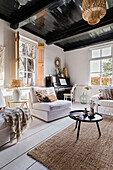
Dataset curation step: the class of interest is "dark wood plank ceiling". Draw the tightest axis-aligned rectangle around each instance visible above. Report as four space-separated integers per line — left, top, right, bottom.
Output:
0 0 113 51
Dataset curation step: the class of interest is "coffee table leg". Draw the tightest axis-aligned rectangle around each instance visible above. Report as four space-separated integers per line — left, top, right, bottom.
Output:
77 121 81 140
96 122 101 136
75 120 78 130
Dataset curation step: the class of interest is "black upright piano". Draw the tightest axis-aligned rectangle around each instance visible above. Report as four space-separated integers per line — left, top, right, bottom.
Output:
46 76 72 100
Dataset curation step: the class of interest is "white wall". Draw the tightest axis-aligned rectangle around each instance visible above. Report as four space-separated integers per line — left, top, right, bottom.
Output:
64 42 113 102
65 47 91 102
0 19 65 87
18 28 46 86
18 30 65 79
0 19 15 87
65 47 90 86
45 44 64 76
1 18 112 102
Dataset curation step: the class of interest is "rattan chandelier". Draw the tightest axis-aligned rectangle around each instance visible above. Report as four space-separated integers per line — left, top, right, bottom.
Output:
82 0 106 25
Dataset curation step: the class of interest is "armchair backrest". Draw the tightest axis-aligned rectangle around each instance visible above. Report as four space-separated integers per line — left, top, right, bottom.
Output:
30 87 56 104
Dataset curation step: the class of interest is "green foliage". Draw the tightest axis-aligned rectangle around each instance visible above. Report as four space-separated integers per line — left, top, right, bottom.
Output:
103 59 112 77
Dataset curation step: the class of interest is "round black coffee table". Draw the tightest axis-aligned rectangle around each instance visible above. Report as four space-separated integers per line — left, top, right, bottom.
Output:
69 110 103 140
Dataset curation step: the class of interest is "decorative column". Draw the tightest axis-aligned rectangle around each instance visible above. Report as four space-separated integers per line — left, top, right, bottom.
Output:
38 43 44 86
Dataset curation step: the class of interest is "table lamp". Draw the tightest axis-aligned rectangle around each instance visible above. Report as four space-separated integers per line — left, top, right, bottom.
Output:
10 79 23 101
0 89 6 109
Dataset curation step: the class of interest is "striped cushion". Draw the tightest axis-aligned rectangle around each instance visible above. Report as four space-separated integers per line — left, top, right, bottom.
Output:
99 89 112 100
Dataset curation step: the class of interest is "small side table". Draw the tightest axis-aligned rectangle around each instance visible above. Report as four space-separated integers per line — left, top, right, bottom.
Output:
69 110 103 140
8 100 32 119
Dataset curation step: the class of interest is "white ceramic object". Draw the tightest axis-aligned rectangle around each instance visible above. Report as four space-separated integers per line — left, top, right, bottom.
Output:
13 88 22 101
89 112 95 117
88 107 96 117
0 89 6 107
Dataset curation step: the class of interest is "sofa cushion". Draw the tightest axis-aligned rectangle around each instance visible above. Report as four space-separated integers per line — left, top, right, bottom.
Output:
98 100 113 108
98 106 113 116
33 100 71 112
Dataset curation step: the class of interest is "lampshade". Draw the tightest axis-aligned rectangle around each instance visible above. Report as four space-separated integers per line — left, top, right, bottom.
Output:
17 0 30 6
10 80 23 101
10 79 23 88
82 0 106 25
0 89 6 108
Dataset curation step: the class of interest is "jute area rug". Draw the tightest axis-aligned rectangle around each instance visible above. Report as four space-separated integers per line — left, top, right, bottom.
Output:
28 117 113 170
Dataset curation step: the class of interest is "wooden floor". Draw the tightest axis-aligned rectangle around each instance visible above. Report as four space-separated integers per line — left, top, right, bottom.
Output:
0 103 89 170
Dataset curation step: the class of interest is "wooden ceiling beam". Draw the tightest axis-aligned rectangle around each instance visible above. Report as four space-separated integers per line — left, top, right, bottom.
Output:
0 13 10 23
46 7 113 45
21 26 46 40
10 0 60 29
64 32 113 51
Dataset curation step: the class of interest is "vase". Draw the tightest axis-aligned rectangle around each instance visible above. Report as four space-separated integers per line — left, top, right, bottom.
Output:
80 92 87 104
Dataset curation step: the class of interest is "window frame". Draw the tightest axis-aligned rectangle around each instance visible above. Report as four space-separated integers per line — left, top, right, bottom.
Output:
89 45 113 86
18 36 37 86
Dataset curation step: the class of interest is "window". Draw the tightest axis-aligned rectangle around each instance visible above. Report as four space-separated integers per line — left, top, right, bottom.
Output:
0 46 5 87
90 46 112 86
19 38 36 86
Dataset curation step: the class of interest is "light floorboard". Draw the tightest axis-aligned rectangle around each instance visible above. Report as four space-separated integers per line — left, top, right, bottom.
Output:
27 162 48 170
0 103 89 170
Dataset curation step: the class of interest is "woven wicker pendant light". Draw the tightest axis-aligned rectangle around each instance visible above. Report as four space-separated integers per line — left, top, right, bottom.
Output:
82 0 106 25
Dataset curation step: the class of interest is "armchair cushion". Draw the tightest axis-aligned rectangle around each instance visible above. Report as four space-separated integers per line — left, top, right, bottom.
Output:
98 100 113 108
30 87 71 122
33 100 71 112
30 87 56 103
99 89 112 100
48 95 57 102
35 91 50 103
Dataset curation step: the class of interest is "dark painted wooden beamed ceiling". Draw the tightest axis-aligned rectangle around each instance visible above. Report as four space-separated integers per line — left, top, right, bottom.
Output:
1 0 113 51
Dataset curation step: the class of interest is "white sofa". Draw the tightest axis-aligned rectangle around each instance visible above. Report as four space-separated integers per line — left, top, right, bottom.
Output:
29 87 71 122
91 94 113 116
0 115 10 147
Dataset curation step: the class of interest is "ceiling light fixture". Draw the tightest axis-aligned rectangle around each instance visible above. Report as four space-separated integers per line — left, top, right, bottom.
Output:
17 0 31 6
14 0 31 9
82 0 106 25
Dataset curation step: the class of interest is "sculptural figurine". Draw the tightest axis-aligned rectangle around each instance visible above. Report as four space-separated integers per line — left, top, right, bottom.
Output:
89 100 96 117
83 108 88 117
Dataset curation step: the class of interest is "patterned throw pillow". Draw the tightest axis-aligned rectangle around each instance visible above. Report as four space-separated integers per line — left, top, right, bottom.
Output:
35 91 50 103
35 91 42 102
35 89 57 103
35 90 48 96
110 89 113 99
48 95 57 102
99 89 112 100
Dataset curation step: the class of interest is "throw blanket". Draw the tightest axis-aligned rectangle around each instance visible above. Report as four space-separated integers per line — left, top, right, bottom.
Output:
1 108 31 143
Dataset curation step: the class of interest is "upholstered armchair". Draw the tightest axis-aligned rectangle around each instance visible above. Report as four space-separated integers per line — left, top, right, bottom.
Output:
29 87 71 122
91 88 113 116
